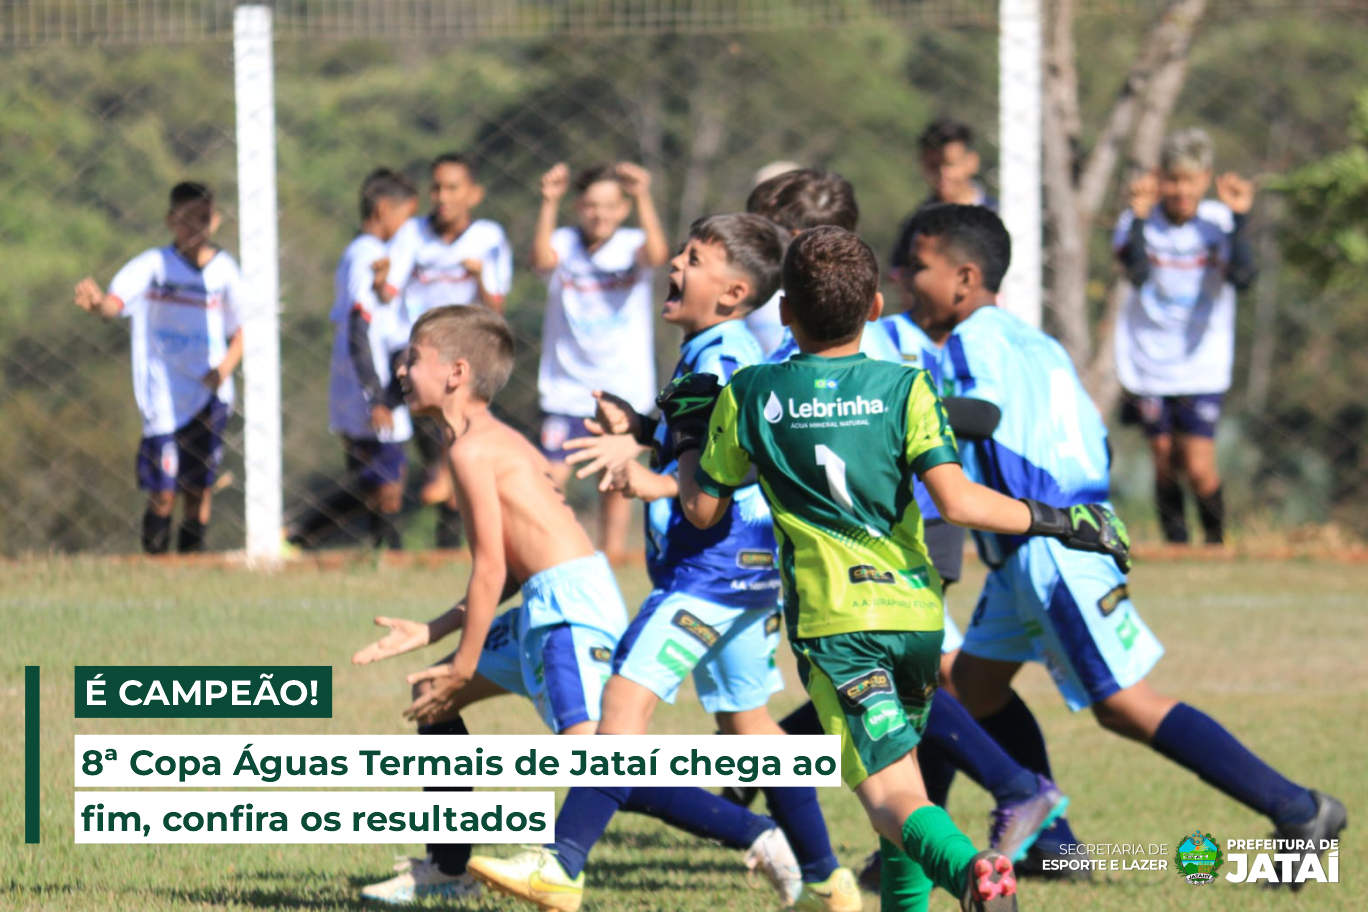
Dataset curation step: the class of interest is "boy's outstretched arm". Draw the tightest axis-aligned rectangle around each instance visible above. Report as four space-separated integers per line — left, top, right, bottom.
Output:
531 163 567 273
74 277 125 318
922 462 1131 572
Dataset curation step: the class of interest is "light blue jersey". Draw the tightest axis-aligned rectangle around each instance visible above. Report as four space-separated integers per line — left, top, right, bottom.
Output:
937 306 1111 566
648 320 781 608
766 319 902 365
942 305 1162 709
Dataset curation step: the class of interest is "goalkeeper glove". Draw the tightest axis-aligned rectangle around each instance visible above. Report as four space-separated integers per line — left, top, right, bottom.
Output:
1022 500 1133 573
655 372 723 458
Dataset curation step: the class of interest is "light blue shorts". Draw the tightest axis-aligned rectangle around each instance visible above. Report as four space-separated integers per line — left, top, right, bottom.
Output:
942 607 964 654
475 554 628 732
961 537 1164 711
613 589 784 714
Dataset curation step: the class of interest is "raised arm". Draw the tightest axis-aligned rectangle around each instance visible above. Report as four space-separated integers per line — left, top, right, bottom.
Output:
618 163 669 268
532 163 568 273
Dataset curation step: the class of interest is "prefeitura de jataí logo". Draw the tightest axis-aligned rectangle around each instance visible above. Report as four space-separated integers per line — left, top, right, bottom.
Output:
1176 831 1224 885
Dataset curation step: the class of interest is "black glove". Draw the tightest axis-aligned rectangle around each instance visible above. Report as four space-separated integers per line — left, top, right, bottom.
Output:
1022 499 1133 573
655 372 724 458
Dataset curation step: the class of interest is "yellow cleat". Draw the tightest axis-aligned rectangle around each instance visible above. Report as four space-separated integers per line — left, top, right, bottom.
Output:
791 867 863 912
467 847 585 912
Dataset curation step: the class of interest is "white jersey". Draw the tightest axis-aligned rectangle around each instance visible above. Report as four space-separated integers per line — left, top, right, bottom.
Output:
538 226 657 416
328 234 413 443
744 290 787 357
1112 199 1237 395
108 245 243 436
385 216 513 330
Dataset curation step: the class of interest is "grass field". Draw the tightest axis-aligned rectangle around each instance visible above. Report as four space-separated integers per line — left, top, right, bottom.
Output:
4 556 1362 911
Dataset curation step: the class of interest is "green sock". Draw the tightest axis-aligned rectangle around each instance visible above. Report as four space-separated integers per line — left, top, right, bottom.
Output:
901 805 978 898
880 836 932 912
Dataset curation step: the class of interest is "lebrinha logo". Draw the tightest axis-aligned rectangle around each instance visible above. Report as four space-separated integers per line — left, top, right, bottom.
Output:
1175 831 1224 885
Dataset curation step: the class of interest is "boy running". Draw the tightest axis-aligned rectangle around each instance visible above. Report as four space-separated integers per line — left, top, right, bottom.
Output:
675 226 1132 912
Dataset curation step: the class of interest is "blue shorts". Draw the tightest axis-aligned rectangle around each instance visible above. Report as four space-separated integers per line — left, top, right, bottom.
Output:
475 555 628 732
613 589 783 714
1121 393 1224 439
136 398 229 493
344 437 407 488
961 537 1164 711
942 608 964 654
539 413 594 463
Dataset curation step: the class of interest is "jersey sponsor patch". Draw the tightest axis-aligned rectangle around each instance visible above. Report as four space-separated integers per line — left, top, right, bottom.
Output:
1097 584 1130 617
656 639 699 680
898 567 930 589
837 669 894 707
671 609 720 648
736 550 776 569
848 564 895 585
764 613 781 635
588 646 613 664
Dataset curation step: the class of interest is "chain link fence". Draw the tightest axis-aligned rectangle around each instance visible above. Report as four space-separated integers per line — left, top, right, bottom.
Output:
3 0 1366 555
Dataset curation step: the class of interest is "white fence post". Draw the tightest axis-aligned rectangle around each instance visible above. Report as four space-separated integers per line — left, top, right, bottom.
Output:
234 4 282 560
999 0 1043 328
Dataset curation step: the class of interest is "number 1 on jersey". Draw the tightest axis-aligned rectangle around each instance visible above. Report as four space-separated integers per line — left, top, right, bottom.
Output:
815 444 854 512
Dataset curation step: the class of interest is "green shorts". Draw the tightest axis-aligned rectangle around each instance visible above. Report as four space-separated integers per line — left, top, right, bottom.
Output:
794 629 943 789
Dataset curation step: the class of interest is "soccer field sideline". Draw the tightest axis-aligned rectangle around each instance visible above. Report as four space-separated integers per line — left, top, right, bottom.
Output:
3 557 1362 910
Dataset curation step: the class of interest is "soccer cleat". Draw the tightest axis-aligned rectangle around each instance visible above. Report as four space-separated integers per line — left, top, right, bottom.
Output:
988 776 1070 862
960 850 1017 912
1262 790 1347 891
359 855 482 904
791 866 862 912
744 825 803 905
466 847 584 912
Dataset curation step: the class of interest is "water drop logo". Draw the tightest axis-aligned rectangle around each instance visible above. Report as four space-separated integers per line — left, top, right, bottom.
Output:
763 391 784 424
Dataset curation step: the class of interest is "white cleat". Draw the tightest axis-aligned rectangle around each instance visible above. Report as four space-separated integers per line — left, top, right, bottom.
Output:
359 855 482 904
744 826 803 906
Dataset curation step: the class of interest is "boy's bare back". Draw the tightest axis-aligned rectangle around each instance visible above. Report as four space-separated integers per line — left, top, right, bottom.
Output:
448 413 596 583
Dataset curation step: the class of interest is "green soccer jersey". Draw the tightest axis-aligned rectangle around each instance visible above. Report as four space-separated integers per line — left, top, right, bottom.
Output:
696 352 960 639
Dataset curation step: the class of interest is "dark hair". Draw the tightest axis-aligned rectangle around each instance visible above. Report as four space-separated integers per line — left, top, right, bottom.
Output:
689 213 788 312
169 181 213 210
745 168 859 232
781 226 880 344
409 305 515 402
359 168 418 222
573 163 622 196
917 118 975 156
903 204 1012 293
431 152 478 182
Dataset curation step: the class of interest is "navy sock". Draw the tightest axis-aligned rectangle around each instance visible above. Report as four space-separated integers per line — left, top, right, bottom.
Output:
622 786 773 850
761 787 838 882
549 786 630 879
978 690 1079 846
1152 702 1316 827
778 701 822 735
917 737 958 807
142 510 171 554
419 716 472 876
925 692 1038 805
370 509 403 550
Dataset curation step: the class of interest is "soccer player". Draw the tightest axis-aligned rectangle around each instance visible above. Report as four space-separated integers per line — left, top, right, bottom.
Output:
743 168 900 364
351 306 796 907
533 161 670 564
74 181 243 554
888 118 997 283
676 226 1132 912
288 169 419 551
380 152 513 547
471 214 855 912
1114 128 1257 545
898 203 1344 883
